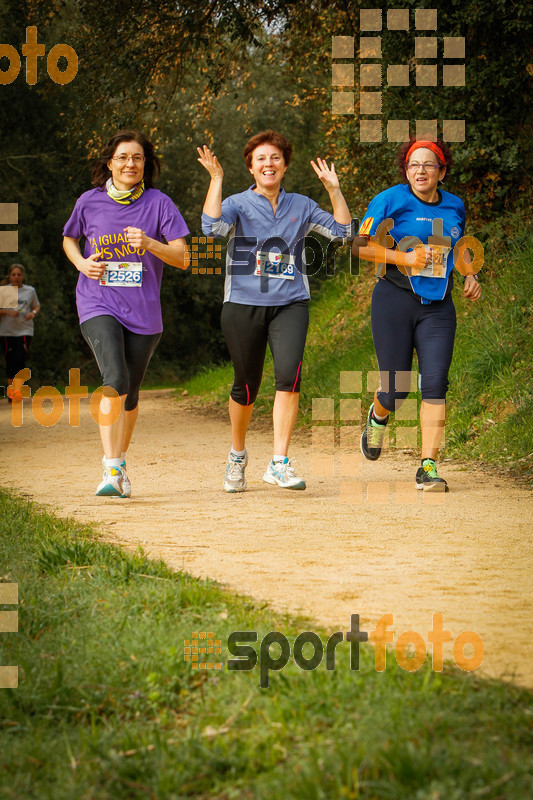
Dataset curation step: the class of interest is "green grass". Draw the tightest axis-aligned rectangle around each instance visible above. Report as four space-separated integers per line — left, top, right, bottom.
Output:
1 491 533 798
183 211 533 479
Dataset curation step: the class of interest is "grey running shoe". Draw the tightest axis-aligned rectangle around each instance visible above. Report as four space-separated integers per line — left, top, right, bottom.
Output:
223 451 248 492
415 460 449 492
361 403 388 461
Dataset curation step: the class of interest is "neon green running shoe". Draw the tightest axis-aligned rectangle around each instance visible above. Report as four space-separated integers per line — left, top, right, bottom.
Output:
415 459 449 492
361 403 388 461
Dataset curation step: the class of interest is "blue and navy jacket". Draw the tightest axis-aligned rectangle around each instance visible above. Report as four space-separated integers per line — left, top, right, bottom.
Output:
359 183 466 303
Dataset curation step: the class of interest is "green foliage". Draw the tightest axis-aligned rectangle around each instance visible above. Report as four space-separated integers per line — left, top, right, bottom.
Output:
1 0 530 388
445 212 533 475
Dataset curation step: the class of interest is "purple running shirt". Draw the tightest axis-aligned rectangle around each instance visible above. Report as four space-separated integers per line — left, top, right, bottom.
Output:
63 188 189 334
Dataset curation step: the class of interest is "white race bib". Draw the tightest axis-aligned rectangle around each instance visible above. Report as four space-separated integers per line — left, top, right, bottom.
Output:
255 250 296 281
99 262 143 287
415 245 450 279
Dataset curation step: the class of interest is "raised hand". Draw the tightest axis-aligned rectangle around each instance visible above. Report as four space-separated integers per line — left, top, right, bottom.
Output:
197 145 224 180
310 158 340 192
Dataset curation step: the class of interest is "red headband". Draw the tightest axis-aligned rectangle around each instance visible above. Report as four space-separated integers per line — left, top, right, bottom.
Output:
405 141 445 165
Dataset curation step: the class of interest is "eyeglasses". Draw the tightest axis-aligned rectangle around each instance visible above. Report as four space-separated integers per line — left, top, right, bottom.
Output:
407 162 441 172
112 155 146 165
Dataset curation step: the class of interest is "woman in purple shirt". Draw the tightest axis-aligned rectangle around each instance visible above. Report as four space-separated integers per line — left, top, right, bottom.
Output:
63 130 189 498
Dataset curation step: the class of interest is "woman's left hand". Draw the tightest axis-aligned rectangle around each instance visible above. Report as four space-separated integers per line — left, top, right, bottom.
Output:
124 227 150 251
24 312 35 320
464 274 482 301
310 158 340 192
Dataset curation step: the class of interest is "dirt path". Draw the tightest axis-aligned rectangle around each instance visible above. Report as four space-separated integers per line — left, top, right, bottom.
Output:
1 390 532 686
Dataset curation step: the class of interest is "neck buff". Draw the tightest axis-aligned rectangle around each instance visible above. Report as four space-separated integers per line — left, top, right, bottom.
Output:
405 141 445 165
106 177 145 204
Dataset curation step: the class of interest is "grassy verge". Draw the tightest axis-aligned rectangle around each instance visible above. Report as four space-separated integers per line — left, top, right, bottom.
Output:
182 211 533 479
1 491 532 798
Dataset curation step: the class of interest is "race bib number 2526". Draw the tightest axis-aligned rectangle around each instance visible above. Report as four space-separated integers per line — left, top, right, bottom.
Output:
99 262 143 287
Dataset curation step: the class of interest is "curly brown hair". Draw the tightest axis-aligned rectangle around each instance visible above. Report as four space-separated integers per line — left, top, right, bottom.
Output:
243 130 293 169
91 130 161 189
397 137 452 182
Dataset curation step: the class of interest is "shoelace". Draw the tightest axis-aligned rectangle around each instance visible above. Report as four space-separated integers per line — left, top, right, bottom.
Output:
423 461 440 478
274 459 299 478
104 466 123 479
368 420 386 447
227 458 246 478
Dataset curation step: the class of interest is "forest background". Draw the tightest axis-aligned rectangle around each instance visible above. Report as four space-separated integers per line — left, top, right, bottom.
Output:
0 0 531 388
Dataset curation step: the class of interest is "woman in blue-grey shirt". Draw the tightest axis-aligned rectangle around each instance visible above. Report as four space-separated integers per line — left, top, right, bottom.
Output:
198 130 351 493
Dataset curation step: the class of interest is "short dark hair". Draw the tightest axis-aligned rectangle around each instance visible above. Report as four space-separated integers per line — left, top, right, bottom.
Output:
91 130 161 188
243 130 293 168
397 137 453 181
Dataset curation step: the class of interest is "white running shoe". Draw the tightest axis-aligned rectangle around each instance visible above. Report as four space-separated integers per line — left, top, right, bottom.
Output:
96 466 124 497
101 457 131 498
120 463 131 498
263 457 306 490
223 451 248 492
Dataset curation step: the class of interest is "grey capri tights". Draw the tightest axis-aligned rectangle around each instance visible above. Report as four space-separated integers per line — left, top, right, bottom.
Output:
80 315 161 411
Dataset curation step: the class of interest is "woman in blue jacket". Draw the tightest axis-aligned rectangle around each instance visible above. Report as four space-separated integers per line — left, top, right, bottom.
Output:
353 138 481 492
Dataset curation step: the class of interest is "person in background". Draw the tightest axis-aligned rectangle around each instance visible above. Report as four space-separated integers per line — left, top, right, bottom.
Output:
0 263 40 401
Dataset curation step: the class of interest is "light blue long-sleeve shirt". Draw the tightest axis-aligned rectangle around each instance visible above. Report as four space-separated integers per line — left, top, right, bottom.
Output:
201 185 351 305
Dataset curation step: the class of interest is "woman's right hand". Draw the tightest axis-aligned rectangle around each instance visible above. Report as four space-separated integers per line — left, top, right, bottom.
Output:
197 146 224 180
77 251 107 280
4 309 19 317
401 245 430 273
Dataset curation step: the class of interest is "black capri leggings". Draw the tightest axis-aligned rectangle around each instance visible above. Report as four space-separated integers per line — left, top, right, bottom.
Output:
80 315 161 411
371 279 456 411
1 335 32 380
221 300 309 406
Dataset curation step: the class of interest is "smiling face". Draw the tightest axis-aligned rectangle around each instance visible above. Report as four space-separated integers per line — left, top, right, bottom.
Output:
405 147 446 201
8 267 23 287
248 144 287 193
107 139 145 192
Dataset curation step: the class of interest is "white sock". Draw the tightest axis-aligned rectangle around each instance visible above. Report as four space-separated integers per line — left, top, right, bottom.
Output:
105 457 122 468
372 410 389 423
273 454 286 462
231 448 246 458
